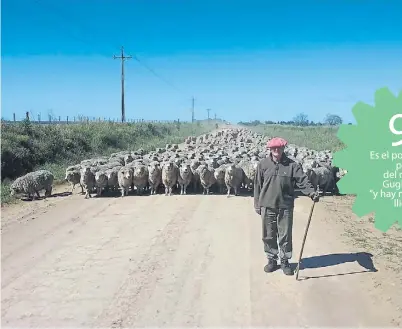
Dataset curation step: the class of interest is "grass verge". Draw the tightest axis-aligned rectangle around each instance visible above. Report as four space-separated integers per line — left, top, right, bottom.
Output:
1 120 215 205
245 124 345 151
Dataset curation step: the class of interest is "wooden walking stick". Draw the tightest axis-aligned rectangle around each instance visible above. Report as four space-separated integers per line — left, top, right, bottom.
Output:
295 189 319 281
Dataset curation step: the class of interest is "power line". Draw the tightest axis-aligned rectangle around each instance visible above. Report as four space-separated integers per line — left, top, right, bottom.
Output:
113 46 132 123
30 0 106 52
132 55 188 97
18 0 215 120
33 0 190 97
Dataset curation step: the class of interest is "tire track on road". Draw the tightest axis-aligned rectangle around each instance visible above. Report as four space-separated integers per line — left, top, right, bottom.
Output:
93 195 206 327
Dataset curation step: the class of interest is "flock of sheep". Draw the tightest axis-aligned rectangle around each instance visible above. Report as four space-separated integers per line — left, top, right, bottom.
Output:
10 128 346 200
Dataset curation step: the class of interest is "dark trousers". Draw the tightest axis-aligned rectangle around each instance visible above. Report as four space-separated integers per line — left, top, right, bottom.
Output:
261 207 294 260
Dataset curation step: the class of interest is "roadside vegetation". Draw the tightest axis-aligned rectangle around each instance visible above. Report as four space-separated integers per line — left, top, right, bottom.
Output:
239 112 345 151
1 119 215 205
246 124 345 151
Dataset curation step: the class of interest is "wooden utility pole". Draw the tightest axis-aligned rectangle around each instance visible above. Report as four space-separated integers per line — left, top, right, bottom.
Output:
191 97 195 123
113 46 132 123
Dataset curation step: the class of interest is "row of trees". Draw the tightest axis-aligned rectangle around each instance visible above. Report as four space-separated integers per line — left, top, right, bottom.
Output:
238 113 344 127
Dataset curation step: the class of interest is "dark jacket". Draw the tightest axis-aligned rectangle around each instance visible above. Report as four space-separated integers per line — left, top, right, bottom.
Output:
254 153 315 211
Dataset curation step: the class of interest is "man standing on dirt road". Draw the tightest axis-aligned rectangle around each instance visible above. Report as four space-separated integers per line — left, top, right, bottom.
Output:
254 137 319 276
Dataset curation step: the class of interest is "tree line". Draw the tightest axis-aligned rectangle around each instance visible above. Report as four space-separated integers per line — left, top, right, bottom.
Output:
238 113 345 127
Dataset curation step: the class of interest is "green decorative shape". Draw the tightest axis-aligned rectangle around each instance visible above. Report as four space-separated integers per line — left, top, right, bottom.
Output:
332 87 402 232
352 102 374 128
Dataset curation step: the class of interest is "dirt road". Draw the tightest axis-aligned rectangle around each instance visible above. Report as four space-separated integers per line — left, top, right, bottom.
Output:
1 184 402 327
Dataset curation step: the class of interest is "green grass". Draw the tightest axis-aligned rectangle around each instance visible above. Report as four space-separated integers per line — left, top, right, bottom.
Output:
1 119 215 205
246 124 346 152
1 182 16 205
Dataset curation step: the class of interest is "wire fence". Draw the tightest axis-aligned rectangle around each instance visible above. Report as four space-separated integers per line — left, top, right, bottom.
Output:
1 112 202 125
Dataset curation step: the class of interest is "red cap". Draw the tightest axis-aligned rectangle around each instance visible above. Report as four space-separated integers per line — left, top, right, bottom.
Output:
267 137 288 148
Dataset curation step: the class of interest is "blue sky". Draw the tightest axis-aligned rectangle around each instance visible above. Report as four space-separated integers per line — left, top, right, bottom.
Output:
2 0 402 123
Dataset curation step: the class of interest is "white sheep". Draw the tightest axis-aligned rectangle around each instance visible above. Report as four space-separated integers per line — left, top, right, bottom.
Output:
132 164 149 195
224 164 244 197
148 161 162 195
80 166 96 199
10 169 54 200
162 161 179 196
213 164 227 194
197 164 216 195
105 168 119 192
95 171 108 197
65 169 83 194
190 159 201 193
240 159 258 190
309 166 334 195
178 163 193 195
124 154 134 166
118 166 134 197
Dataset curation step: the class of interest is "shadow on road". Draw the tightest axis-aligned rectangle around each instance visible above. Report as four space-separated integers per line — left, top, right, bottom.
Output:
49 191 72 198
295 252 378 280
19 188 256 201
98 187 257 198
20 186 337 201
20 191 72 201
